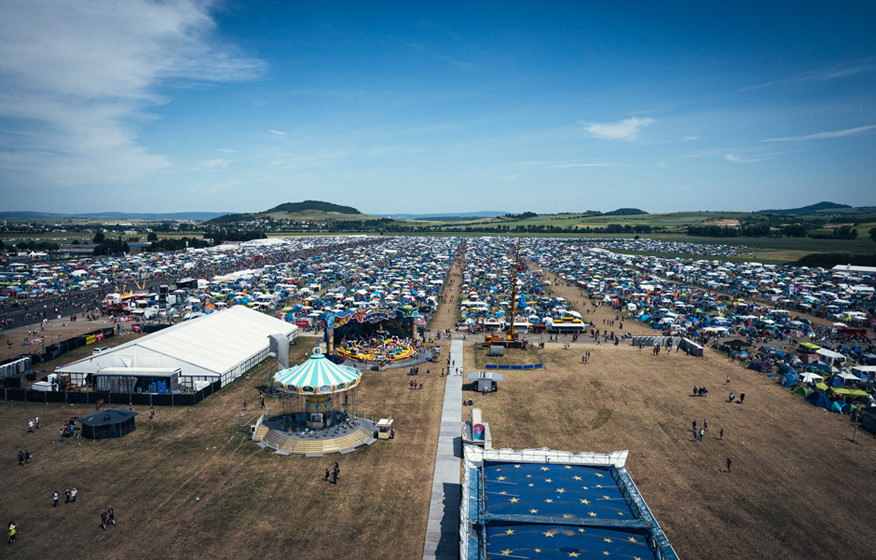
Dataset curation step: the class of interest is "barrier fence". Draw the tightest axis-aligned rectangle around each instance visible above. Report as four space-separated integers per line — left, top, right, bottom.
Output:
1 379 221 407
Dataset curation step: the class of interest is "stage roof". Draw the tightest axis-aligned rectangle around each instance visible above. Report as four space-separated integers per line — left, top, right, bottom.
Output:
462 447 677 560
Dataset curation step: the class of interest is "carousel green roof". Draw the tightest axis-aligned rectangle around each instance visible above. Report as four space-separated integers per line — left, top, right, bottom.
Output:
273 351 362 395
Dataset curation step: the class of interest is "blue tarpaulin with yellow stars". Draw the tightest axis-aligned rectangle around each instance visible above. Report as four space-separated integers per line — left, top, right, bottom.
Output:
481 462 658 559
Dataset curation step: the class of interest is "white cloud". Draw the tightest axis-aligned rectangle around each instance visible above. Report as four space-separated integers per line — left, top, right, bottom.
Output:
763 125 876 142
217 148 235 153
195 158 230 170
579 117 655 141
0 0 265 188
512 161 617 168
268 129 288 136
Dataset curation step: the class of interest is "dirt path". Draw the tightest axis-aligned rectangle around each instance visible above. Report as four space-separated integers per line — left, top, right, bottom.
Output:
428 242 466 334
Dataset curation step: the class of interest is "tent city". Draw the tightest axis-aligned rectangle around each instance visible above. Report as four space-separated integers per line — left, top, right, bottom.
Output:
1 2 875 559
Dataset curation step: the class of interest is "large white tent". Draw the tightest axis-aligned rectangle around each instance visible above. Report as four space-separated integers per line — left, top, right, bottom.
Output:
56 306 298 389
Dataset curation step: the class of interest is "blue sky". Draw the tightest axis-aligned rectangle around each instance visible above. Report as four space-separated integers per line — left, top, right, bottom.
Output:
1 1 874 215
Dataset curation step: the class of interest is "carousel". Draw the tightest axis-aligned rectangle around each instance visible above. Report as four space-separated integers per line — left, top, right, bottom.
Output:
253 348 378 456
273 347 362 429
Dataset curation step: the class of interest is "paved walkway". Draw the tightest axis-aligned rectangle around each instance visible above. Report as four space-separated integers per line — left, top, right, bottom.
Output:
423 338 464 560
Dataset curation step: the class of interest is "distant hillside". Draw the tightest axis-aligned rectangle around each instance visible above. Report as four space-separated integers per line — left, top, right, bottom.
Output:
372 211 506 220
265 201 362 215
604 208 646 216
758 201 852 215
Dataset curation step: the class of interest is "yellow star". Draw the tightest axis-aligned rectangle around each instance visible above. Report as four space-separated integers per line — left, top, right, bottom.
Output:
589 512 597 517
594 473 604 478
556 488 566 493
582 486 589 490
543 531 556 538
505 529 515 535
500 491 507 495
545 478 552 483
617 512 624 516
565 465 572 469
634 557 641 560
545 499 553 503
562 513 574 518
603 551 610 556
541 467 550 471
572 476 582 481
569 553 580 558
603 495 611 500
603 538 612 543
578 528 586 533
514 464 521 469
529 483 534 487
628 537 637 543
530 509 538 514
580 499 590 505
497 476 506 481
500 549 513 556
509 497 519 503
595 484 603 489
535 549 542 553
526 474 532 478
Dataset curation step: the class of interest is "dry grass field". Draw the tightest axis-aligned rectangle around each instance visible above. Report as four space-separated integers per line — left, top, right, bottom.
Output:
2 255 875 559
462 340 876 559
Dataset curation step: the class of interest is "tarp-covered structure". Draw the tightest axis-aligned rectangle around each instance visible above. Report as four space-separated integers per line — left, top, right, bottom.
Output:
79 408 137 440
56 306 298 389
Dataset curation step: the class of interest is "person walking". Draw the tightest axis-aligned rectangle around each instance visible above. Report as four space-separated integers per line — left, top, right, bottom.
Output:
720 427 724 440
52 491 59 507
71 488 77 503
149 406 155 419
726 458 732 473
703 419 708 432
100 511 108 530
7 521 16 545
18 451 23 466
739 393 745 404
324 468 330 482
107 506 115 526
699 428 704 441
65 489 71 504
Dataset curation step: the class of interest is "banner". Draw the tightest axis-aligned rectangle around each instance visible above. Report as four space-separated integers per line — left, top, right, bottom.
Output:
131 324 142 333
86 335 96 345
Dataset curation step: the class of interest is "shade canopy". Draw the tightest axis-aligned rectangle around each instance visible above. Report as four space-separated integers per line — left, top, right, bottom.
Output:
273 351 361 395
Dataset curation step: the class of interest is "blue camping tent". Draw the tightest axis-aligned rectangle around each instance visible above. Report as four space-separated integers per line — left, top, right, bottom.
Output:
780 369 799 388
829 401 847 414
807 392 832 409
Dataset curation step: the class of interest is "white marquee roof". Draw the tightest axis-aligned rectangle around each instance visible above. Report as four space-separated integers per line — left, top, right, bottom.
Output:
56 306 297 381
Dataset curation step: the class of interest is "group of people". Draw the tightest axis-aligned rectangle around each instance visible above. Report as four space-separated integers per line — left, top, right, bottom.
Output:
692 386 709 397
100 507 116 530
323 462 341 484
52 488 78 506
17 450 31 465
58 417 78 440
26 416 40 432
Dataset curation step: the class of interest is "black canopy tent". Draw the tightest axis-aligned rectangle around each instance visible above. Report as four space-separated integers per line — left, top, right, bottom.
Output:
79 408 138 440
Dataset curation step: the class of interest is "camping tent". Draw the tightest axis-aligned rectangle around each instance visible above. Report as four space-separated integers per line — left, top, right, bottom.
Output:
780 369 799 388
79 408 137 440
748 360 772 373
792 386 812 398
806 391 832 409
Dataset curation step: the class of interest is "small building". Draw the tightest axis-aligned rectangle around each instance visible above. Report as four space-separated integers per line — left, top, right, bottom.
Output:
79 408 138 440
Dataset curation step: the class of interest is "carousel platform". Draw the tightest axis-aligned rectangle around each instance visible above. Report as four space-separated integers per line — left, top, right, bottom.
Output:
254 414 377 456
341 350 433 371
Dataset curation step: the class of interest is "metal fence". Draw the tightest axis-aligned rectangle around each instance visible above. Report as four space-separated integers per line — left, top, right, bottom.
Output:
1 379 221 407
